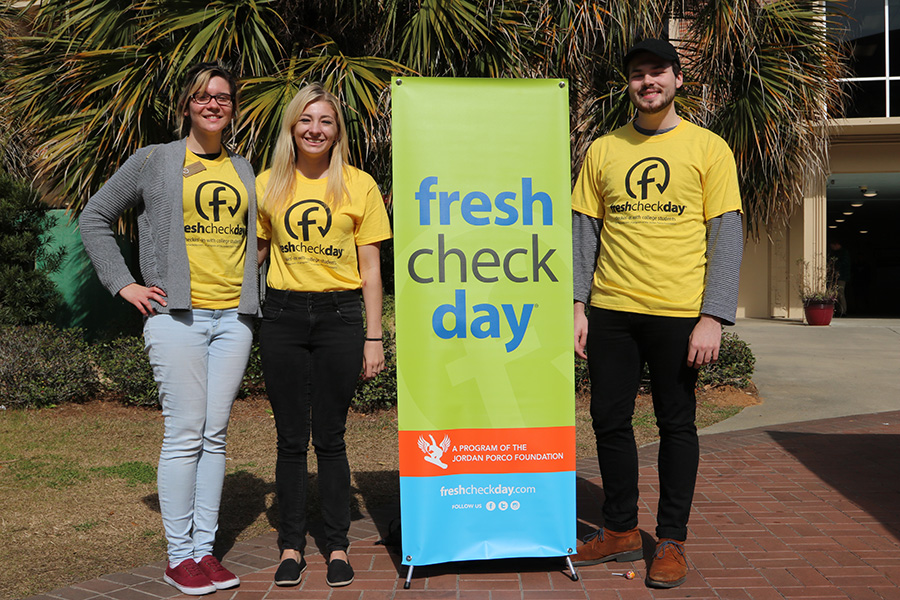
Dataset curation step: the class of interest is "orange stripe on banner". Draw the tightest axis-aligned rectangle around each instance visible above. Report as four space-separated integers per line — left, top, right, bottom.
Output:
399 427 575 476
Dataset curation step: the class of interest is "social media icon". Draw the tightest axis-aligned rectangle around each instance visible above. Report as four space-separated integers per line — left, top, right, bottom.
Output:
510 501 520 510
486 501 496 511
499 501 508 511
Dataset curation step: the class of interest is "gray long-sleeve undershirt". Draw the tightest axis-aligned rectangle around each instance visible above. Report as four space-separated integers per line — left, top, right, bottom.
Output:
573 211 601 305
572 210 743 325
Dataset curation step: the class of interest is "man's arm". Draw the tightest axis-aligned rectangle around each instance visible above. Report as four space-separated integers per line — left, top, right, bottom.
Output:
688 210 743 367
700 211 743 325
573 211 601 304
573 211 601 359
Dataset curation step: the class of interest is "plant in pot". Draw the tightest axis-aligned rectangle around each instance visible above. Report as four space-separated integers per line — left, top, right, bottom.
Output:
797 257 839 326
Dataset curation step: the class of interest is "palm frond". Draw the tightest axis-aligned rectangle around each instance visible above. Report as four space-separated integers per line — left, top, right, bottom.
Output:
32 0 143 50
238 41 407 170
142 0 284 77
399 0 524 77
2 0 851 240
682 0 848 237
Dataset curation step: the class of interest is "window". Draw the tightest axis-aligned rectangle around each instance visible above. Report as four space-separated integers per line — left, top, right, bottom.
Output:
835 0 900 117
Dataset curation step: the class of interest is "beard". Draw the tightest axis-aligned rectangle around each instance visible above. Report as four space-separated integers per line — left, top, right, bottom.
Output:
629 85 677 115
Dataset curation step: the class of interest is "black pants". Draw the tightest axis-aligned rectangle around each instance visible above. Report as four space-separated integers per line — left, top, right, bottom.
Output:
587 308 699 541
259 288 364 554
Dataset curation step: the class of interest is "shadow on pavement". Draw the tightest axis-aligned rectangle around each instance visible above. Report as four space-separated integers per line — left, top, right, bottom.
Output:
769 431 900 543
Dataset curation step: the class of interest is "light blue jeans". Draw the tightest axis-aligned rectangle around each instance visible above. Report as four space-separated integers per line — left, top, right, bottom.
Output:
143 309 253 565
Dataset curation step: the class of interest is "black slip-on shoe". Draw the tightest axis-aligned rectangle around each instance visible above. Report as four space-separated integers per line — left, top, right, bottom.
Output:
274 557 307 586
326 558 354 587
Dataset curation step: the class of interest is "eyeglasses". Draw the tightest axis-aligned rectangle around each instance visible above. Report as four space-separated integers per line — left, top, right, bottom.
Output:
191 92 233 107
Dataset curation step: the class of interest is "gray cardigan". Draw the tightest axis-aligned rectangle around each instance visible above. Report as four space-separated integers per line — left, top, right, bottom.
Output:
80 138 260 315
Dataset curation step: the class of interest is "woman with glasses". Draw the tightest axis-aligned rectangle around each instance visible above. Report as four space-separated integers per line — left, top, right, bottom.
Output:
256 83 391 588
80 62 258 596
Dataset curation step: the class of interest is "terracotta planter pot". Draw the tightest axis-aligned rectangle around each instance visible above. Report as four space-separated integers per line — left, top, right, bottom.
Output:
804 301 834 326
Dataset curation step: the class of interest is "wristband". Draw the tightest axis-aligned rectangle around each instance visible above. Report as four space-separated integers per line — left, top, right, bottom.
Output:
365 337 383 342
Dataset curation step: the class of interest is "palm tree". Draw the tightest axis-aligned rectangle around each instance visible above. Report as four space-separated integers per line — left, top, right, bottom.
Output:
2 0 846 238
531 0 672 170
0 1 32 178
237 44 408 184
680 0 847 237
3 0 283 221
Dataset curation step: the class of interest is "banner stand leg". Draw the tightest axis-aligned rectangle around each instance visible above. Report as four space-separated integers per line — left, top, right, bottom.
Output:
403 557 577 589
565 556 579 581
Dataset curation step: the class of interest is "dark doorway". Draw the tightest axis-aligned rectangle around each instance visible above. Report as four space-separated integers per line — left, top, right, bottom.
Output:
826 195 900 317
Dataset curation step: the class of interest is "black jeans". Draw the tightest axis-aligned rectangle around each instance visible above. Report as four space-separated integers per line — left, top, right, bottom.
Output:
587 308 699 541
259 288 364 554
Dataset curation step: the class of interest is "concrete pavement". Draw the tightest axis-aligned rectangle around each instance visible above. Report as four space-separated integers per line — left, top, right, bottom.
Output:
703 317 900 434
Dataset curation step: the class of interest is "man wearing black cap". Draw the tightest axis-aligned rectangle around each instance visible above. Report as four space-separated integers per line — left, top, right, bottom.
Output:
570 38 743 588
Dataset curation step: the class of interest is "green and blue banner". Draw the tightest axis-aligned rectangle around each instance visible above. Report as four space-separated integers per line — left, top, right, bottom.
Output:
392 78 575 566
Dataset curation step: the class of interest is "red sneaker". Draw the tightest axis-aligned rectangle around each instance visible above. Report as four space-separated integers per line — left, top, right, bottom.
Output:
198 555 240 589
163 558 216 596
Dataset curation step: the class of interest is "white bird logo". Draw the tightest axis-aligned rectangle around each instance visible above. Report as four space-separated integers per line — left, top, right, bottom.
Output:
418 434 451 469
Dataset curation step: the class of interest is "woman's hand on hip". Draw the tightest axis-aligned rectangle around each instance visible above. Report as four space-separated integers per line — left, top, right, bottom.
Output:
362 340 385 380
119 283 167 316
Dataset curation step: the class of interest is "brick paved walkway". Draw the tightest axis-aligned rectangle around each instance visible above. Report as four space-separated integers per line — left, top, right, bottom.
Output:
27 410 900 600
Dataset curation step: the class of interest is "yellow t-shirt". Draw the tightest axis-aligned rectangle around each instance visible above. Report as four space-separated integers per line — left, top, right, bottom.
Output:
572 120 742 317
257 166 392 292
182 149 249 308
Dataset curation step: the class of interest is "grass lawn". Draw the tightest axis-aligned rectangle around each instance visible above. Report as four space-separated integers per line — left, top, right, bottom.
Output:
0 385 757 600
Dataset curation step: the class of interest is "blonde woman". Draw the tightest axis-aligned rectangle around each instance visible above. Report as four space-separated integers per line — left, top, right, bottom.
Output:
81 63 258 595
256 83 391 588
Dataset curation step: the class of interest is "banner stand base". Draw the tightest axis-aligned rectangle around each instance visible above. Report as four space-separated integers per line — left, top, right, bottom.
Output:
403 565 414 589
402 556 579 590
565 556 579 581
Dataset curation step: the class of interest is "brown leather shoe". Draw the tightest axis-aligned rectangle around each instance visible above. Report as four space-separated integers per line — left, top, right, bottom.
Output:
646 539 687 588
571 527 642 566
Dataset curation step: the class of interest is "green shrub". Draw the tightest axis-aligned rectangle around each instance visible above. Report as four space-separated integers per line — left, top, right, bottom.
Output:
352 329 398 412
91 294 401 410
0 170 64 325
95 334 270 406
0 324 98 408
239 341 265 398
240 331 399 411
93 334 158 407
574 331 755 396
93 335 270 407
698 331 756 388
575 357 590 396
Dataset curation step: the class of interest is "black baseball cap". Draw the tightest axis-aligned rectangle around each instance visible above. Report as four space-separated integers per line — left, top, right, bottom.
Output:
623 38 680 71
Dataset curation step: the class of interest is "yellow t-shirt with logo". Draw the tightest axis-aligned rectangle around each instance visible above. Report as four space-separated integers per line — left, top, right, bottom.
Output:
256 166 392 292
182 149 249 308
572 120 742 317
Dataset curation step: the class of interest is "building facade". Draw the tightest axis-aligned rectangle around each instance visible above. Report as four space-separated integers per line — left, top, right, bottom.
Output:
738 0 900 319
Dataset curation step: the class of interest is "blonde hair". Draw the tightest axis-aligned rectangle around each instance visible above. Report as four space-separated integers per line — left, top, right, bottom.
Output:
175 62 239 139
262 83 351 215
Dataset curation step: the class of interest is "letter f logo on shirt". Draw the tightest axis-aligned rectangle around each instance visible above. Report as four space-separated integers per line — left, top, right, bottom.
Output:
625 157 670 200
195 181 242 222
284 199 333 241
